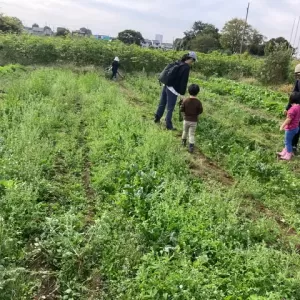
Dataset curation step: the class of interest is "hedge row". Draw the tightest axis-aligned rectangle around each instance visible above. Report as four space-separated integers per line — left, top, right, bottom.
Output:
0 34 262 77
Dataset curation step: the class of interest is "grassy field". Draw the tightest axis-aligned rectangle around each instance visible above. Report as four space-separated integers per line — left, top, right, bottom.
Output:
1 66 300 299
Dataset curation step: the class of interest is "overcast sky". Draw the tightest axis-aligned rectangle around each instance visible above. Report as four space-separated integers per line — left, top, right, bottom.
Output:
1 0 300 45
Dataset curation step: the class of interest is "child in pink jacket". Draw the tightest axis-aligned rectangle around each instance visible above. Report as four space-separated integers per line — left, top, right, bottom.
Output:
278 93 300 160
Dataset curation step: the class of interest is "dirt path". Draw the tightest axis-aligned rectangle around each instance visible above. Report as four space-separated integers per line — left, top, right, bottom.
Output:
75 96 97 225
118 81 234 186
240 195 300 250
189 148 234 185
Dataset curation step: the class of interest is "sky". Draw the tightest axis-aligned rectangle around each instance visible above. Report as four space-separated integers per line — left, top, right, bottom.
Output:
1 0 300 45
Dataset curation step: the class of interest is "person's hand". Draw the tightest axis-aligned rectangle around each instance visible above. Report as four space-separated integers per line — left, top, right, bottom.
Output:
280 125 285 131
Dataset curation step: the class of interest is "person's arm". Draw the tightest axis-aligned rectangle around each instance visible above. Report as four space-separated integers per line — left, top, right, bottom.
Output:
178 67 190 96
280 117 292 131
180 99 186 112
197 101 203 115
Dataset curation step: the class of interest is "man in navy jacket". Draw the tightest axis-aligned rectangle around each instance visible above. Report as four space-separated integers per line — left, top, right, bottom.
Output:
154 52 197 130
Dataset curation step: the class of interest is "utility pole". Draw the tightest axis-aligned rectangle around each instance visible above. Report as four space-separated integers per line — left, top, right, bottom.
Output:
240 2 250 54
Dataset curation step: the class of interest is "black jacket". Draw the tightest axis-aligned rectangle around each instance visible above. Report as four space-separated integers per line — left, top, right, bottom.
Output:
286 80 300 111
112 61 120 72
171 63 190 95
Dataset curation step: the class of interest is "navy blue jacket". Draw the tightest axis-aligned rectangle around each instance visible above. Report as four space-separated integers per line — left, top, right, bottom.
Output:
112 61 120 72
286 80 300 111
171 62 190 96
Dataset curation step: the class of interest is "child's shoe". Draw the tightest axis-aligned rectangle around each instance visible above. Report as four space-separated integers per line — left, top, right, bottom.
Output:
277 148 287 156
280 152 293 161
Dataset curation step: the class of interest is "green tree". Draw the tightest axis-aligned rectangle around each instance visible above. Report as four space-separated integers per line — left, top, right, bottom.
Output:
32 23 39 28
265 37 294 55
173 38 183 50
118 30 144 46
192 21 219 38
220 18 254 53
181 21 220 51
258 44 291 84
0 14 23 34
190 34 220 53
56 27 70 37
248 29 266 56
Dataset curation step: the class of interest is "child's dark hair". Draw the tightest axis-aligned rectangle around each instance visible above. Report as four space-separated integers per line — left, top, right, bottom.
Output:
289 92 300 104
188 84 200 96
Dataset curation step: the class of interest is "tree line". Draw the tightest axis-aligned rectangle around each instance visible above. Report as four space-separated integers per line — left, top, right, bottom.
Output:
0 13 294 57
174 19 294 56
117 19 294 56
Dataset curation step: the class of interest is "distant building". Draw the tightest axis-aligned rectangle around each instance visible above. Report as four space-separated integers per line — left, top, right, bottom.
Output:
141 39 152 48
94 35 112 41
155 34 163 45
72 30 89 37
161 43 173 50
141 38 173 50
152 40 161 48
24 26 53 36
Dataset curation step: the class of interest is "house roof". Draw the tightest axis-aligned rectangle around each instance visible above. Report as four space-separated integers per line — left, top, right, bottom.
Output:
32 27 44 32
72 30 85 34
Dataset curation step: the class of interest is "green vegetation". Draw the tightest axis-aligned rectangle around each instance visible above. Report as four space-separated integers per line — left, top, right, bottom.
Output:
0 14 23 34
1 33 295 87
0 64 300 299
193 76 288 115
0 34 260 77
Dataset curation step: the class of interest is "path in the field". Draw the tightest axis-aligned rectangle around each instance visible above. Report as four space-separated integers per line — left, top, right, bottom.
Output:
118 81 234 186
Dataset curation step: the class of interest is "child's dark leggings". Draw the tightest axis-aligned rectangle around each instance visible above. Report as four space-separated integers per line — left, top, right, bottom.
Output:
292 129 300 148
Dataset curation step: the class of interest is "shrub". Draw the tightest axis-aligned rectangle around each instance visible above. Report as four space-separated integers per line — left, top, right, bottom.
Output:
258 45 292 85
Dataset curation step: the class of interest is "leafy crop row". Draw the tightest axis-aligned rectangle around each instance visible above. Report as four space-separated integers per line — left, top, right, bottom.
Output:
192 76 289 115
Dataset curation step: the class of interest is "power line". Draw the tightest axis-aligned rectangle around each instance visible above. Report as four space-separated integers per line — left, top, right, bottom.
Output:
293 16 300 47
289 17 296 46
